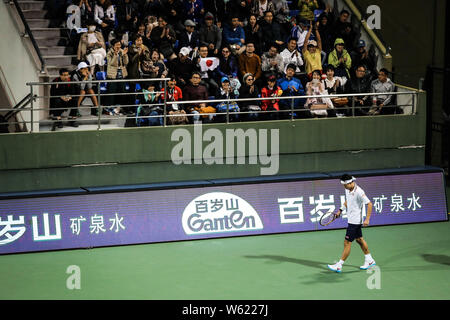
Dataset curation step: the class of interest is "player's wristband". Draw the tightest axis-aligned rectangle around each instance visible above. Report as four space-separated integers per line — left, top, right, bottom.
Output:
339 206 346 212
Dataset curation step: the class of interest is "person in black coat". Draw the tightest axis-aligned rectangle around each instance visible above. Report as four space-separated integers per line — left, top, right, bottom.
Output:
178 19 200 52
344 64 372 116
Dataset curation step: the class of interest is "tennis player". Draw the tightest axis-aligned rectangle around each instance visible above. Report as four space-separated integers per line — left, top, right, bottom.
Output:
327 174 376 273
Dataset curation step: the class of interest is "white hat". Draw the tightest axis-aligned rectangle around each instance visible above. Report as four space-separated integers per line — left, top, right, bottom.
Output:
179 47 191 56
308 40 318 47
77 61 89 70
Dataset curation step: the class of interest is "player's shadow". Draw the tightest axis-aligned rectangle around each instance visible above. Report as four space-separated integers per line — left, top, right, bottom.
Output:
421 254 450 266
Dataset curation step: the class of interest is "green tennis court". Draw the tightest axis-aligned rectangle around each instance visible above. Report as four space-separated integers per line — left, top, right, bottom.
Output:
1 217 449 300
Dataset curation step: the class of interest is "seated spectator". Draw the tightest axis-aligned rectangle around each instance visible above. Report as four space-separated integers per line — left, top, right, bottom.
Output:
328 38 352 79
127 34 151 81
179 19 200 52
161 75 189 125
344 64 372 116
168 47 197 89
322 64 347 114
72 62 99 116
350 39 377 80
258 10 284 53
261 45 284 79
131 21 152 49
290 18 309 52
77 23 107 76
302 21 323 78
50 68 78 129
238 42 263 86
94 0 115 41
203 1 226 26
227 0 251 25
280 38 304 74
261 74 283 120
160 0 185 34
215 77 240 122
195 45 220 95
244 14 263 55
251 0 275 21
116 0 139 33
183 0 205 24
150 15 177 61
217 45 240 84
297 0 319 22
304 69 335 117
223 15 246 56
239 73 261 121
199 12 222 56
137 81 163 126
370 68 398 115
106 39 130 111
277 63 307 118
183 71 212 123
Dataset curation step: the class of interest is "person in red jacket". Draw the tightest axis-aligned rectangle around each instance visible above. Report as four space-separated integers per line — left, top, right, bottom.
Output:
261 74 283 120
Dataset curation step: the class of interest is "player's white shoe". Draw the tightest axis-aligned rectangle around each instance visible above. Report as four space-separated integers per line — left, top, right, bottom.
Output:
360 260 376 270
327 263 342 273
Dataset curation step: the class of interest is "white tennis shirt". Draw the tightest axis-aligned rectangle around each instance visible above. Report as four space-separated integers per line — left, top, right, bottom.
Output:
345 184 371 225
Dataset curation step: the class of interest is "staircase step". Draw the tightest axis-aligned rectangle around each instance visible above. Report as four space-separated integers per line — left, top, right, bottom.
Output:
34 37 68 47
43 55 77 66
39 46 70 56
17 1 45 11
27 19 50 28
22 9 48 19
31 27 68 38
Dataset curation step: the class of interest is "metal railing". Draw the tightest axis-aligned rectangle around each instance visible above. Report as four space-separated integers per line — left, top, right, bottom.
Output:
0 78 420 133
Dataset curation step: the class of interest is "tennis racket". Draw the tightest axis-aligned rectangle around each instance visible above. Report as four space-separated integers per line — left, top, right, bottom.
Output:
319 210 338 226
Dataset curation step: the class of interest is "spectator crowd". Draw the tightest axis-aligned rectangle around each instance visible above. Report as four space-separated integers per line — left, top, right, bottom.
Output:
50 0 398 128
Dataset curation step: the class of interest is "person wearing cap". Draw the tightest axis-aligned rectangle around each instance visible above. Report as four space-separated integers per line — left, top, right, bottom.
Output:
215 77 240 122
198 12 222 56
350 39 376 79
168 47 197 89
328 37 352 79
179 19 200 52
327 174 376 273
302 20 323 78
72 61 99 117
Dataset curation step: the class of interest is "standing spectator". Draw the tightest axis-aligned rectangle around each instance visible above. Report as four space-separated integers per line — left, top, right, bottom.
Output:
179 19 200 52
297 0 319 22
290 18 309 52
261 45 284 79
72 62 100 116
198 12 222 56
223 15 246 56
94 0 115 41
370 68 397 115
183 71 211 122
161 75 189 125
244 14 263 56
78 0 96 27
350 39 376 80
258 10 284 53
106 39 130 111
239 73 261 121
127 34 151 80
328 38 352 79
77 23 107 75
331 9 350 43
50 68 78 129
150 15 177 61
344 64 372 116
317 11 334 55
238 42 262 86
251 0 275 21
277 63 307 118
302 21 323 78
261 74 283 120
160 0 185 34
183 0 204 24
280 38 304 74
168 47 197 89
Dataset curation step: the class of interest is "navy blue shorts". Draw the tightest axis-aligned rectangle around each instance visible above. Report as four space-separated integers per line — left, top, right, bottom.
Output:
345 223 363 242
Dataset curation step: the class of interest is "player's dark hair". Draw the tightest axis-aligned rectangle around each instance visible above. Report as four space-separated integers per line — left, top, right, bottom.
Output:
340 174 353 182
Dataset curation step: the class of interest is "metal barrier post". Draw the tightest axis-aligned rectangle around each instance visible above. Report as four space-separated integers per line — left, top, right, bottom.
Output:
163 79 167 127
29 84 34 133
97 83 101 130
290 97 294 121
351 98 355 117
226 99 230 124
